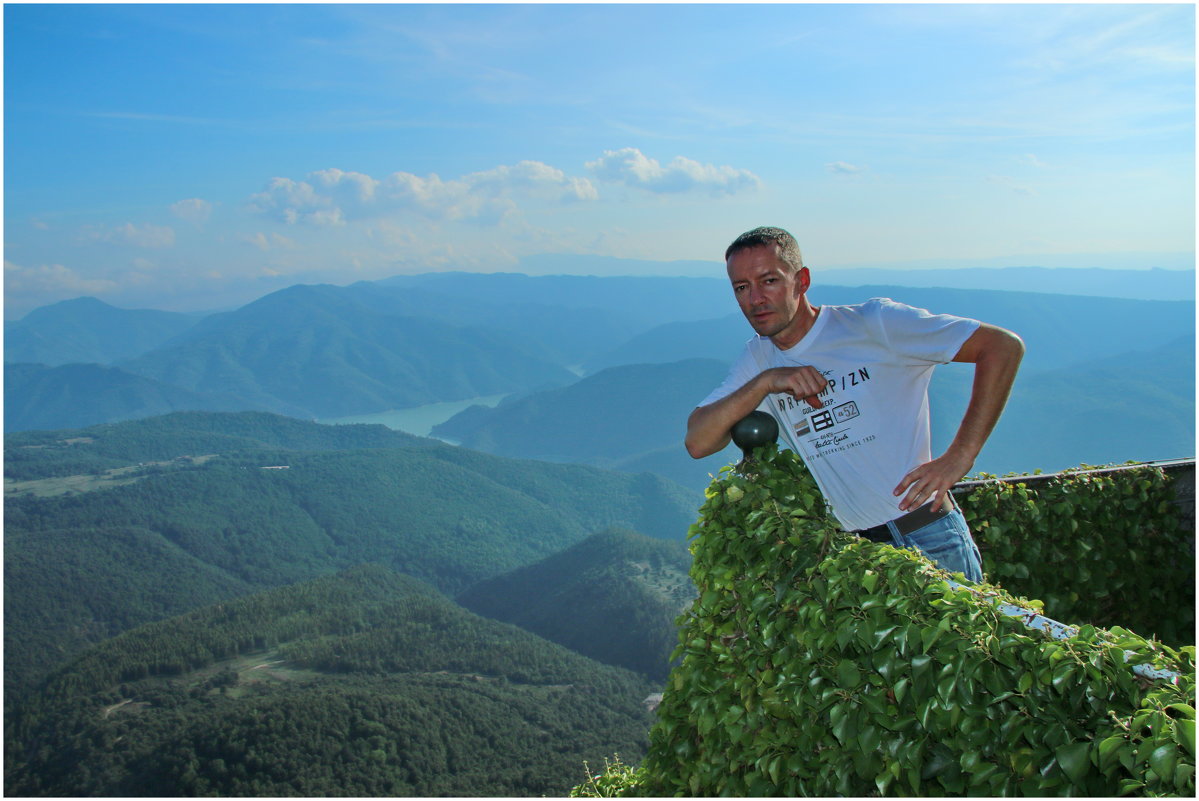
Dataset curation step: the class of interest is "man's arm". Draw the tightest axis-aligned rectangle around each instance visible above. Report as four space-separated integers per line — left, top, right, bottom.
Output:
893 323 1024 512
685 366 829 459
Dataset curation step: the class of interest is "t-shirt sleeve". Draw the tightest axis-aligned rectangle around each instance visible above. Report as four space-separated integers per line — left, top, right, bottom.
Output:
697 341 765 408
869 298 980 365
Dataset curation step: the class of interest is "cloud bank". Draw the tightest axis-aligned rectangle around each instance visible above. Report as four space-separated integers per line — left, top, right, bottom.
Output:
586 148 761 195
5 260 120 299
171 198 213 223
248 161 599 227
247 149 758 227
81 222 176 248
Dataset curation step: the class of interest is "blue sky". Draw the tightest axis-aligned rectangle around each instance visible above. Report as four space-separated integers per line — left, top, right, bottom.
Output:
4 3 1195 315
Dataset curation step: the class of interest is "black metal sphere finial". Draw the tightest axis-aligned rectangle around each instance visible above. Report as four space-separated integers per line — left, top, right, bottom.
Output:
731 411 779 459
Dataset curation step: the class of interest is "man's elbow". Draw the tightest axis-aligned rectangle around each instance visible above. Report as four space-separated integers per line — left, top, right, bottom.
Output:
685 435 709 460
958 324 1025 367
999 328 1026 367
684 409 716 459
684 424 707 460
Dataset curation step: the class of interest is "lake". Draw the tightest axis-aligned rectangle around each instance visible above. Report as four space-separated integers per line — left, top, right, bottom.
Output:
319 394 509 439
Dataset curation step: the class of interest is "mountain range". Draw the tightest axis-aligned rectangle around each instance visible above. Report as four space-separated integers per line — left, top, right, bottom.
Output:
5 253 1194 798
4 296 201 366
812 264 1195 301
5 272 1193 491
432 358 739 488
432 328 1194 490
582 284 1194 374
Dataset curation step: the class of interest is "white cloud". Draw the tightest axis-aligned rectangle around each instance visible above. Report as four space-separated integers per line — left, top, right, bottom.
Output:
82 222 176 248
987 175 1037 196
1016 154 1049 168
242 232 272 251
585 148 760 195
171 198 213 223
248 160 597 226
826 161 865 175
4 260 119 298
241 231 301 251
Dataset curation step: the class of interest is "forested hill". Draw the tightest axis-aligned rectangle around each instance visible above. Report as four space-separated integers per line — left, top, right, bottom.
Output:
4 410 432 480
4 411 696 698
3 296 199 366
117 283 579 418
432 358 736 488
3 362 256 433
459 528 694 681
6 564 657 797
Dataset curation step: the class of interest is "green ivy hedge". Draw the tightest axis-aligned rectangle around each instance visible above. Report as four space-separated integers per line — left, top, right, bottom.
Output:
960 464 1192 646
576 447 1194 796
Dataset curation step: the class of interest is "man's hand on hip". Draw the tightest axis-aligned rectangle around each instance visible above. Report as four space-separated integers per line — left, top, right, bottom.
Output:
893 449 975 513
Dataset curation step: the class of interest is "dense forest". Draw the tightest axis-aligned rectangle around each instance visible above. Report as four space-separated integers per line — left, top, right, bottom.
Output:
6 566 657 797
4 410 431 480
4 412 696 700
6 388 1191 796
460 528 694 681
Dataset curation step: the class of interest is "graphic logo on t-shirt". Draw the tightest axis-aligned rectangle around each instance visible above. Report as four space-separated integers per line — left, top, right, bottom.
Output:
776 368 869 437
810 408 835 432
832 400 860 424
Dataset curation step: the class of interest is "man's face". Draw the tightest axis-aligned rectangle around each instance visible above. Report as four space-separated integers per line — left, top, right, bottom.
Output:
726 244 809 341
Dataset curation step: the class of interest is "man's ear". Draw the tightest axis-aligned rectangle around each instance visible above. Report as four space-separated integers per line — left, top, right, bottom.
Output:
796 266 811 295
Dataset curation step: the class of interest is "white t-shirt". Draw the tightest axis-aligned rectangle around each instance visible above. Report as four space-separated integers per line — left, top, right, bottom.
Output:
699 298 980 531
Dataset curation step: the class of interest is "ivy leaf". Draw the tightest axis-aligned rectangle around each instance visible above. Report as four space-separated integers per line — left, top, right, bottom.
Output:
862 570 879 594
1175 717 1196 757
1149 744 1178 782
837 659 860 689
1168 703 1196 720
829 703 850 746
1097 735 1126 771
921 744 954 780
1055 742 1092 784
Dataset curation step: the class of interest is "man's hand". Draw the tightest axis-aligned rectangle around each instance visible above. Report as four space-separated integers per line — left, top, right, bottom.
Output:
893 449 975 513
685 365 828 459
763 365 829 409
896 323 1026 513
895 323 1024 513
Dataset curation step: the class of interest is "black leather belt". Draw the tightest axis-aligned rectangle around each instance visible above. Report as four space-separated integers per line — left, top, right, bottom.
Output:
855 496 956 543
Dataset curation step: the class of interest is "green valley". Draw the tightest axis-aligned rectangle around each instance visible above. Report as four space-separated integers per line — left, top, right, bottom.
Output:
6 565 657 797
4 412 696 701
459 528 694 681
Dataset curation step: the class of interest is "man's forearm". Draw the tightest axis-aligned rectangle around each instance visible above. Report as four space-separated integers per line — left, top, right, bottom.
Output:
895 324 1024 512
946 326 1024 462
687 365 831 459
685 374 772 459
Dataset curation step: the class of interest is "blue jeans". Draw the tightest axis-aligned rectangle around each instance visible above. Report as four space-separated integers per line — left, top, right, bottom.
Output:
886 508 984 583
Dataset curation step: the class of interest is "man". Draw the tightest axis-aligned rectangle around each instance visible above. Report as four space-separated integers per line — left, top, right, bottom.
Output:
686 226 1024 582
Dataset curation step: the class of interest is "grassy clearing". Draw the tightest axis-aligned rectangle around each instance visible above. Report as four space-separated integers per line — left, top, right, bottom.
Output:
5 455 217 498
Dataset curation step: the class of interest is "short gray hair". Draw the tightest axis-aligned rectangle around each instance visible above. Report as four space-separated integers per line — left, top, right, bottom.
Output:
725 226 804 272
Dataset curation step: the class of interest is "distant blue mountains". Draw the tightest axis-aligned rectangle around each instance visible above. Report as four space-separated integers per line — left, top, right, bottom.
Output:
4 267 1194 487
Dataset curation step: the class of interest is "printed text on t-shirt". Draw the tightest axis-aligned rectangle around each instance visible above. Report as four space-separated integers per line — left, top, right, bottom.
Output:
773 366 871 414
